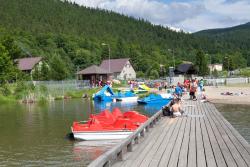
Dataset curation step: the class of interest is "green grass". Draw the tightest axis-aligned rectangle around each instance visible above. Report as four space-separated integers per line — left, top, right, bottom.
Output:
65 88 100 98
54 96 64 100
0 94 16 103
1 82 127 103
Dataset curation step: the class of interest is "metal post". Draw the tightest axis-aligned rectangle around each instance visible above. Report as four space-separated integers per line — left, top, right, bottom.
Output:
102 43 111 76
168 49 175 69
108 44 111 73
225 56 229 77
172 50 175 69
210 54 212 78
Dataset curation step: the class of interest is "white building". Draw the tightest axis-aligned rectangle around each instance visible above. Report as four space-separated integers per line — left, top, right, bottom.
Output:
100 58 136 80
208 64 223 72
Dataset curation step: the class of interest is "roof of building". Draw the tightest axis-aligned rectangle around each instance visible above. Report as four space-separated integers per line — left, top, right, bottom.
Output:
175 63 197 74
77 65 111 75
15 57 43 71
99 58 130 73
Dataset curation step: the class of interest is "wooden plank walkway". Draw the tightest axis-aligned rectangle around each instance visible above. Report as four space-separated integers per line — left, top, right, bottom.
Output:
112 100 250 167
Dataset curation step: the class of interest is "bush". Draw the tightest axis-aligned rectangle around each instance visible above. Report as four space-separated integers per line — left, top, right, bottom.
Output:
240 68 250 77
149 70 159 79
0 84 11 96
137 71 145 78
14 81 35 99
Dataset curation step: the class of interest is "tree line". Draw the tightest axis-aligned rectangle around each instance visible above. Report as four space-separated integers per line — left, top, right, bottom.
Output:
0 0 249 83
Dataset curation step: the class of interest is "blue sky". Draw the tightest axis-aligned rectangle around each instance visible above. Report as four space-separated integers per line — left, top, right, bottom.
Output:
69 0 250 32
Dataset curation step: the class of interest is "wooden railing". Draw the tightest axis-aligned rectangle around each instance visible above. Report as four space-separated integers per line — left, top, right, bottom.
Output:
88 107 166 167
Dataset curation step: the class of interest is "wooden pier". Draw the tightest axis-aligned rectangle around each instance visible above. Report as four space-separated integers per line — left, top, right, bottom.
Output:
89 100 250 167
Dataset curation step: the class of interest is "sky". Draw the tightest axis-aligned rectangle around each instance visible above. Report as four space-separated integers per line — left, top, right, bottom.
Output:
68 0 250 32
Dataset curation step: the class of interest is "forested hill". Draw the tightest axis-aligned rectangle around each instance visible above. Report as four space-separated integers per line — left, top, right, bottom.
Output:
195 22 250 35
0 0 188 47
194 22 250 53
0 0 249 80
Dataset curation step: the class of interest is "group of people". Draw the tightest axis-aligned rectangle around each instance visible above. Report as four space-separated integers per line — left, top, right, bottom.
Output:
92 80 113 88
172 78 207 101
167 78 208 118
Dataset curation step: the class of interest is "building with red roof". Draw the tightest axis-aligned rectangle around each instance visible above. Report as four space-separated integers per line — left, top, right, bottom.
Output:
15 57 43 73
99 58 136 80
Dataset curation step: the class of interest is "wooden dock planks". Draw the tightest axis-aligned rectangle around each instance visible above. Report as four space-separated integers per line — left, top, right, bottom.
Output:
112 100 250 167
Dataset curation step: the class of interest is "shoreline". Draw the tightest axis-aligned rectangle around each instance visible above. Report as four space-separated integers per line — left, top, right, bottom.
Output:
209 99 250 105
205 86 250 105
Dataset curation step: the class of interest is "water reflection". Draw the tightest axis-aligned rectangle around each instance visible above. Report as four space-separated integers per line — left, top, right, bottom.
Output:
93 100 166 116
215 103 250 143
73 140 120 163
0 99 168 166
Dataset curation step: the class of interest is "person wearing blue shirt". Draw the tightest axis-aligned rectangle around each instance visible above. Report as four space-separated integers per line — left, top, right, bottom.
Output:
199 79 204 91
175 85 182 98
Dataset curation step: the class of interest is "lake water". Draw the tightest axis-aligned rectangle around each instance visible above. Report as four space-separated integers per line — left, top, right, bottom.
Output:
215 103 250 143
0 99 165 167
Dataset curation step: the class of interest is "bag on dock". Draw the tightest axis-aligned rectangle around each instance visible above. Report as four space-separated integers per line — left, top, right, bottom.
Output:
162 105 173 116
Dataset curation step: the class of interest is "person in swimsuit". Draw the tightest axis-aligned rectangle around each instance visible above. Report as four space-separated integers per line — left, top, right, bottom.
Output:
172 98 184 117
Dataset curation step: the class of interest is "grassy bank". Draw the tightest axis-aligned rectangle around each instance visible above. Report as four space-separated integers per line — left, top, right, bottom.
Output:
64 88 99 98
0 81 150 103
0 82 102 103
0 94 16 103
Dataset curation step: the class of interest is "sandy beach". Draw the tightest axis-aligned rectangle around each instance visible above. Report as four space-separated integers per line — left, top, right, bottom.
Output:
205 86 250 105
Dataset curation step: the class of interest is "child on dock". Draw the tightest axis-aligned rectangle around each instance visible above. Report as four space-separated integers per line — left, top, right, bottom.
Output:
172 98 185 117
200 88 209 102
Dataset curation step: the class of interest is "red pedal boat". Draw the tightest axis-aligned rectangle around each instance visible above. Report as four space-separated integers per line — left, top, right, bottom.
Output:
71 108 148 140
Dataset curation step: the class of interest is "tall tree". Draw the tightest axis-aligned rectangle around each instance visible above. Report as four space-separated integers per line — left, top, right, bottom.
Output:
49 54 69 80
115 38 126 58
40 62 50 80
73 48 92 69
0 44 17 83
2 36 22 59
195 50 209 76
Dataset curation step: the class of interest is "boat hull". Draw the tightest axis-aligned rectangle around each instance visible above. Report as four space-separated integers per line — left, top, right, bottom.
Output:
73 131 133 140
116 96 138 102
93 95 113 102
137 98 171 104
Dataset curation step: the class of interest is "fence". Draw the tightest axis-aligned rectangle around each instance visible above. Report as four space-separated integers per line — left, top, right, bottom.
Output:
30 80 90 97
204 78 225 86
225 78 249 84
205 77 249 86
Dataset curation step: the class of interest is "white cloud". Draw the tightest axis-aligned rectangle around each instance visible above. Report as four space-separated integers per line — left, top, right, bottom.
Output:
68 0 250 32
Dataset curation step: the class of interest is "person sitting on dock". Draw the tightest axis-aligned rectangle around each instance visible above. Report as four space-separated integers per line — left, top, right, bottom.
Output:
200 88 209 102
172 98 185 117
